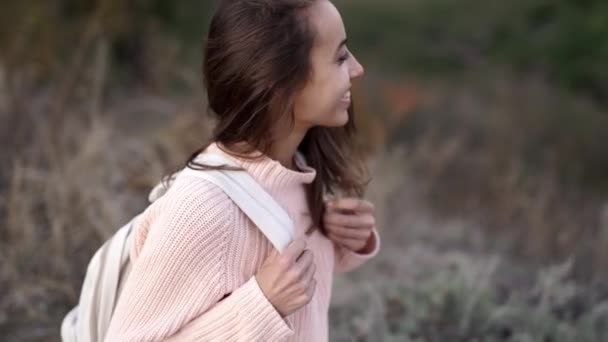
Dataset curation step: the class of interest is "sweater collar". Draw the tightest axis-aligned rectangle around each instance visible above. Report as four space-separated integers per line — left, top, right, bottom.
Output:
204 142 317 193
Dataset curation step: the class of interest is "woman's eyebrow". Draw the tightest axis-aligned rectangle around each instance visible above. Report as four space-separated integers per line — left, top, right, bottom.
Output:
335 38 348 55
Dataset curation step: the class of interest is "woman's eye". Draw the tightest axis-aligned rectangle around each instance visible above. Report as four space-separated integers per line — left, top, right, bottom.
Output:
338 51 350 64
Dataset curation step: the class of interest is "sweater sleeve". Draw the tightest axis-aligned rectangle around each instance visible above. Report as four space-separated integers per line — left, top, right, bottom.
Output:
333 227 380 274
104 181 293 342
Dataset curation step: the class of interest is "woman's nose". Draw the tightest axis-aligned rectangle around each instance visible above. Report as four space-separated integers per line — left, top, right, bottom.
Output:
350 56 364 79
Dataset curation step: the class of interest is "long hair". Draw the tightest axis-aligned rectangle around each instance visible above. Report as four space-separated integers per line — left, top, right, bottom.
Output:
183 0 368 235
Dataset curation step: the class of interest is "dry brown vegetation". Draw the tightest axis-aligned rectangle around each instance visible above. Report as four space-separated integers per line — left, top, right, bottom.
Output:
2 0 608 340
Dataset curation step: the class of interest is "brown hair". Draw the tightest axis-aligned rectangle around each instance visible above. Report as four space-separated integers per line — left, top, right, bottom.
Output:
184 0 368 235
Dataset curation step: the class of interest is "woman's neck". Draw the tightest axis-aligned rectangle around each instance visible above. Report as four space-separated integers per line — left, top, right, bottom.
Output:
268 128 308 171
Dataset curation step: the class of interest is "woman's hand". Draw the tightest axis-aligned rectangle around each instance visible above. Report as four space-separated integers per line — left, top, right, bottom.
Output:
256 239 316 318
323 198 376 253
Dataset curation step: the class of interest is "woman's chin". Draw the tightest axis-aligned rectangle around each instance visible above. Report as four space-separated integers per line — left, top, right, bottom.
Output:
324 109 350 127
309 108 350 128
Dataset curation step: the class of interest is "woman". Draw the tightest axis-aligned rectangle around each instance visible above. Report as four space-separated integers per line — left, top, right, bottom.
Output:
105 0 380 340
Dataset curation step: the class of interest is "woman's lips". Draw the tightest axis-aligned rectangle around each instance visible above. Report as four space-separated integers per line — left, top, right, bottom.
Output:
340 91 351 104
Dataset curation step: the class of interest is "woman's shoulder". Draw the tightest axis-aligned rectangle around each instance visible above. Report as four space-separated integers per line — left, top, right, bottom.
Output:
137 173 240 238
131 173 239 257
160 172 238 217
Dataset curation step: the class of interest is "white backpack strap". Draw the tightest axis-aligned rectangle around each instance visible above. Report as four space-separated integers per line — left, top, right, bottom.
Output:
95 219 134 341
60 152 295 342
179 152 294 252
61 218 136 342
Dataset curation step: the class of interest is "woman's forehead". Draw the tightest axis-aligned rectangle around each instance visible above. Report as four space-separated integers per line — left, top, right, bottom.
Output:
309 1 347 50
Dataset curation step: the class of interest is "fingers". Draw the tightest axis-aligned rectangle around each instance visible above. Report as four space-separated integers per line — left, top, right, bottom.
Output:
282 238 307 263
295 249 314 268
326 198 374 214
329 234 365 251
301 257 316 284
292 247 314 283
293 248 316 303
324 212 375 229
305 278 317 303
326 223 372 240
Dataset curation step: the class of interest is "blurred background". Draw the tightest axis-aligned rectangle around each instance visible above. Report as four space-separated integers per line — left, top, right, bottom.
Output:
1 0 608 341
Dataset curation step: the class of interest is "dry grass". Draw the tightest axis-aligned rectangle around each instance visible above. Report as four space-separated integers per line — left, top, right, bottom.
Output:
1 70 608 341
356 73 608 279
2 1 608 340
0 88 210 340
330 146 608 341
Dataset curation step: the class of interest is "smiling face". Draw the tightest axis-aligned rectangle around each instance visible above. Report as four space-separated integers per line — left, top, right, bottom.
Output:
292 0 365 130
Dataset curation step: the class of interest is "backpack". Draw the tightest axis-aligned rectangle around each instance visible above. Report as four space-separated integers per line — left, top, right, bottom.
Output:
60 152 295 342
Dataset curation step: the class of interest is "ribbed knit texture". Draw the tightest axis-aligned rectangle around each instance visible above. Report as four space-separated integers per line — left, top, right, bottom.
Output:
104 142 380 341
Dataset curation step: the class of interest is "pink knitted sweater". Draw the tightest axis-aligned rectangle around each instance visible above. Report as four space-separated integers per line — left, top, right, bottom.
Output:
104 143 380 341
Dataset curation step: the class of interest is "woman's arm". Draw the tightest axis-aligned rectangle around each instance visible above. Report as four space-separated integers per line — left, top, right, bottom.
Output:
322 198 381 273
104 182 293 342
165 276 292 341
333 227 380 273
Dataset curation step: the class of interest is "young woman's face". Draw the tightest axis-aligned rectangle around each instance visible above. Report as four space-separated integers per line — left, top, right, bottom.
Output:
292 0 364 130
